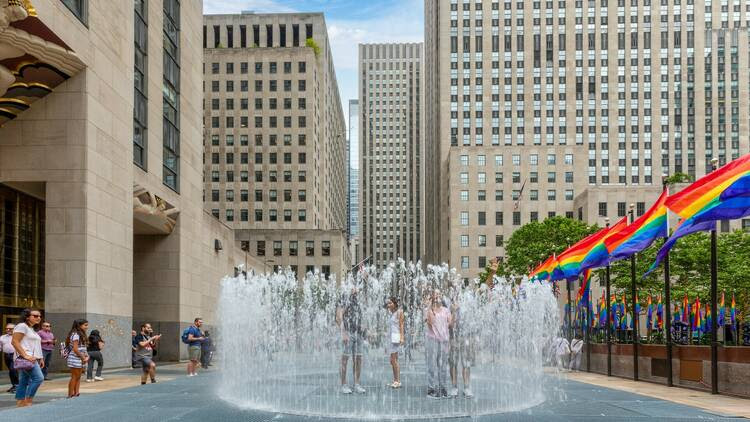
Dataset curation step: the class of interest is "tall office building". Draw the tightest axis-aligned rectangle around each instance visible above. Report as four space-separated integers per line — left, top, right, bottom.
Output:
348 99 360 264
203 13 350 280
359 43 425 267
425 0 750 279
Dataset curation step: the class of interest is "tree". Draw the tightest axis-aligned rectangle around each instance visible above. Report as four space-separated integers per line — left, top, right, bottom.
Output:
500 216 598 276
305 37 321 57
664 172 693 186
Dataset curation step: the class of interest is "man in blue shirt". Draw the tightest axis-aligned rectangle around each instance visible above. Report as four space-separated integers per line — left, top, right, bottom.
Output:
186 318 205 376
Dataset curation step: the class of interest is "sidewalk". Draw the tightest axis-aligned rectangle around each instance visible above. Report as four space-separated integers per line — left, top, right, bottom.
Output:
0 362 191 409
566 370 750 419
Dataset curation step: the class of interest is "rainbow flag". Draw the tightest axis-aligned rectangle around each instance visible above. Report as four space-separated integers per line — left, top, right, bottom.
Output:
647 154 750 275
606 190 669 263
705 304 712 334
682 294 689 323
692 298 701 332
719 292 726 326
621 295 628 330
646 295 653 329
579 217 629 271
731 294 736 329
673 303 681 323
554 225 614 280
529 254 557 281
599 293 607 327
656 295 664 330
577 269 592 304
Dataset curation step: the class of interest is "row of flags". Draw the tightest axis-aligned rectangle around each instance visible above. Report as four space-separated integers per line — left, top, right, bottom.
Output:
571 291 739 333
530 153 750 287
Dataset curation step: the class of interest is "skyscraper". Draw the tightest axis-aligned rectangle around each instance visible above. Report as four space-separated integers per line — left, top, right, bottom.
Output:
425 0 750 279
359 43 425 267
203 12 350 279
349 99 360 263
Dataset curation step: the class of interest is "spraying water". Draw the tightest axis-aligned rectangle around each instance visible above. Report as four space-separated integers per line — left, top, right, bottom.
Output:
216 260 560 419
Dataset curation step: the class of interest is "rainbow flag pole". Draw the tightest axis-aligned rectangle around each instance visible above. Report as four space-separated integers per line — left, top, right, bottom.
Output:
628 204 639 382
661 182 674 387
604 219 613 377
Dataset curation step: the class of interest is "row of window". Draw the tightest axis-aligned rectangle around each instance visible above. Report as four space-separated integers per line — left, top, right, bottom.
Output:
209 152 309 165
207 61 307 75
459 210 574 227
207 79 307 93
203 22 314 49
208 97 307 111
459 234 505 248
211 208 307 223
459 153 574 167
255 240 330 257
207 170 306 183
209 115 307 129
459 188 575 202
209 189 307 202
208 134 307 147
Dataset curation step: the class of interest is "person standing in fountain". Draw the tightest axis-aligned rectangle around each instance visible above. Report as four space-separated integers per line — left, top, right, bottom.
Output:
386 296 405 388
337 285 366 394
448 299 475 398
425 289 451 398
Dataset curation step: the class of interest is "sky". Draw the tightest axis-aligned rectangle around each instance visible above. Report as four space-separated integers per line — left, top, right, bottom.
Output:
203 0 425 134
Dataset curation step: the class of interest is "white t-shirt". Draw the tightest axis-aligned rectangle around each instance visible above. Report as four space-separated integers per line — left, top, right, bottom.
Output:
12 323 43 359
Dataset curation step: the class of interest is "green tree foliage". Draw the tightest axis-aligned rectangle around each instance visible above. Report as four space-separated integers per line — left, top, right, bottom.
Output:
500 216 598 276
608 230 750 319
664 172 693 186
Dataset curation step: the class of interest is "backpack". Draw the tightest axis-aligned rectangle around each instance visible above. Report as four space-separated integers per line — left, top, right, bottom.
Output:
181 327 192 344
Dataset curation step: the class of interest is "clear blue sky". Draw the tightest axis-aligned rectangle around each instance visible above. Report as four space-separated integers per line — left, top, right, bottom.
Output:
203 0 424 128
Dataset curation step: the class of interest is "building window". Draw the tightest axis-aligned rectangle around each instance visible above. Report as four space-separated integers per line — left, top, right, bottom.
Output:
226 209 234 222
306 241 314 256
322 241 331 256
636 202 645 216
478 235 486 247
460 211 469 226
617 202 626 217
460 235 469 247
598 202 607 217
513 211 521 225
162 0 180 191
62 0 88 25
478 211 486 226
256 241 265 256
461 256 469 269
133 0 148 169
273 241 282 256
289 241 298 256
495 235 503 247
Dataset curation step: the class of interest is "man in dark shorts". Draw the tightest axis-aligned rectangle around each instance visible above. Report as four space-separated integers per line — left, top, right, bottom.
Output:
337 286 366 394
134 323 161 385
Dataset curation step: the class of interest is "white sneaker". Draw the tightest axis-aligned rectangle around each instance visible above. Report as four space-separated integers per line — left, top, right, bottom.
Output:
340 385 352 394
85 379 94 383
464 388 474 398
449 387 459 397
94 377 104 381
354 384 366 394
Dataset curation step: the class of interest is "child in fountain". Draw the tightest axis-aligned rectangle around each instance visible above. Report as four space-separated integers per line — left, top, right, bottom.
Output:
425 289 451 398
337 285 366 394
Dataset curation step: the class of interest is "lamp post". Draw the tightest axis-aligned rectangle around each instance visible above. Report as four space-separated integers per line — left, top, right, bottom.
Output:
629 203 639 381
605 217 612 377
662 174 673 387
710 157 719 394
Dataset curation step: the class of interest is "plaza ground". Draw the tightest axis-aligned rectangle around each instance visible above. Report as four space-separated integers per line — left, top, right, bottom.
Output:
0 363 747 421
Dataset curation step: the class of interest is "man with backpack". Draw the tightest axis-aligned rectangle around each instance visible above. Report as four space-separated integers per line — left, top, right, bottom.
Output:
182 318 205 377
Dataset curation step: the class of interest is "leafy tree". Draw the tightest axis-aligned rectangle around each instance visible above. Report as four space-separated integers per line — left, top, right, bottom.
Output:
500 216 598 276
664 172 693 186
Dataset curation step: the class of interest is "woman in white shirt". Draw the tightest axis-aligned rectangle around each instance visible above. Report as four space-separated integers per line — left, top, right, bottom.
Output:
11 308 44 407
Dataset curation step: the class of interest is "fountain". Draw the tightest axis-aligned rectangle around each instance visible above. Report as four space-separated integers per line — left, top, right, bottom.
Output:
216 261 561 419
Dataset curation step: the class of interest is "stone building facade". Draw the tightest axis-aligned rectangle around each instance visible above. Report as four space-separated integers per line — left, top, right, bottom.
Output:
0 0 255 366
359 42 425 268
425 0 750 279
202 13 350 280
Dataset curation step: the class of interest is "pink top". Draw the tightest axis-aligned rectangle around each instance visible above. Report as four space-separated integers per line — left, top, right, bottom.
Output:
38 329 55 351
425 306 451 342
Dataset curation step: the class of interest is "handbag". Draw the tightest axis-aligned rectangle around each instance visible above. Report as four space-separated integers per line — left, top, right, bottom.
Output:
13 356 35 371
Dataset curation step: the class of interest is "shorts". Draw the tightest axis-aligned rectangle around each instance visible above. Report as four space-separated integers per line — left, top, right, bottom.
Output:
449 338 476 368
342 333 363 356
188 345 202 361
137 356 154 372
387 342 402 355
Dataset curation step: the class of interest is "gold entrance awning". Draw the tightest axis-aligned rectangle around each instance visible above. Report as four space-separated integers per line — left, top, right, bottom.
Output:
0 0 85 125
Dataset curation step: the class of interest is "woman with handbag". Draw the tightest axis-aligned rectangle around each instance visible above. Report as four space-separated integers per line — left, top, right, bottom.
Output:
10 308 44 407
386 296 405 389
65 319 89 398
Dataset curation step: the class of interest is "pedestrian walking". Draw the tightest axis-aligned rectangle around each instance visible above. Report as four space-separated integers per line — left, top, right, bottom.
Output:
182 318 205 376
385 296 404 389
10 309 44 407
0 323 18 393
424 289 451 399
134 323 161 384
85 330 105 382
65 319 89 398
38 321 55 380
131 330 137 368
